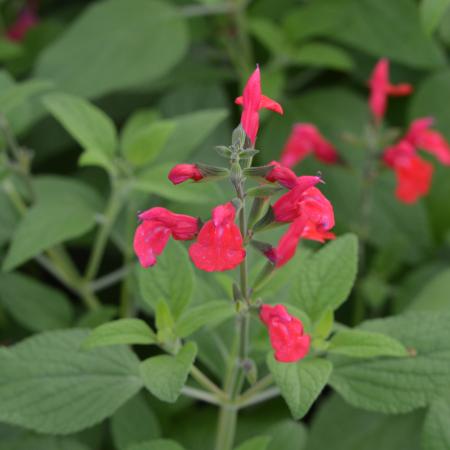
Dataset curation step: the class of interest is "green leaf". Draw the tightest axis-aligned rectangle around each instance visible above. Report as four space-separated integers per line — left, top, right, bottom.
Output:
293 42 353 71
140 342 197 403
409 268 450 312
76 305 118 328
134 162 220 204
291 234 358 323
42 93 117 170
248 17 290 55
111 393 161 450
235 436 272 450
35 0 188 98
83 319 157 349
331 0 444 68
0 272 73 332
0 329 142 434
127 439 185 450
121 109 161 147
138 240 194 319
422 399 450 450
174 300 235 338
307 394 424 450
122 120 175 167
328 329 408 358
421 0 450 35
0 79 52 116
267 356 332 419
266 420 308 450
3 177 101 271
330 312 450 413
158 108 228 162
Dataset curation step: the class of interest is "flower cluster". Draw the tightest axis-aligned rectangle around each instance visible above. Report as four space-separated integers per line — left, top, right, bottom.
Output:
368 59 450 203
133 66 336 363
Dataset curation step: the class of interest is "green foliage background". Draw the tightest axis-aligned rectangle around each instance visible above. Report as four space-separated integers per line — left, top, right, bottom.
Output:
1 0 450 449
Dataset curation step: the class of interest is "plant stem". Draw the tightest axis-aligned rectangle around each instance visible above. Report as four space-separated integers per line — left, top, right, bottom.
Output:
181 386 222 406
236 387 280 409
191 366 227 400
84 182 124 282
352 123 381 324
215 157 251 450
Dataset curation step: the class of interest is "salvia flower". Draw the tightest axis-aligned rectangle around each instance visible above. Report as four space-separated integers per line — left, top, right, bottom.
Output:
134 208 199 267
7 2 38 42
265 161 300 190
235 66 283 144
368 59 412 122
168 164 204 185
189 202 246 272
383 141 433 204
264 217 307 268
280 124 339 168
404 118 450 165
260 304 310 363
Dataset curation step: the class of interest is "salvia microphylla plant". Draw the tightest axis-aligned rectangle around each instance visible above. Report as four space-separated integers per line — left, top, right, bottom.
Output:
134 66 334 364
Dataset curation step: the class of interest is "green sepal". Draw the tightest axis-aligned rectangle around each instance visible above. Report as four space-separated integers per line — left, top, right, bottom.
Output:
247 185 283 197
215 145 233 158
253 206 277 232
196 162 229 179
244 165 273 178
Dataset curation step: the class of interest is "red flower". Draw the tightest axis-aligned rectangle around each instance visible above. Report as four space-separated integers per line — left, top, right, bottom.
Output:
189 202 246 272
384 141 433 204
404 118 450 165
6 2 38 42
168 164 203 185
273 183 334 228
265 161 301 190
264 217 307 267
235 66 283 144
280 124 339 168
260 304 310 363
368 59 412 122
134 208 199 267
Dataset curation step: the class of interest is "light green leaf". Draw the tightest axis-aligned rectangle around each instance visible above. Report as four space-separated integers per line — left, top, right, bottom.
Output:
266 420 308 450
134 162 219 204
138 240 194 319
121 109 161 147
127 439 185 450
291 234 358 323
422 399 450 450
0 329 142 434
83 318 157 349
293 42 353 70
0 272 73 332
3 177 100 271
0 79 52 116
421 0 450 35
307 394 424 450
122 120 175 166
35 0 188 98
330 312 450 413
140 342 197 403
111 393 161 450
328 329 408 358
267 356 332 419
155 300 176 343
159 108 228 162
42 93 117 169
175 300 234 338
410 268 450 312
235 436 272 450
